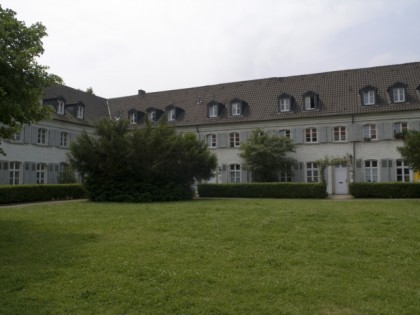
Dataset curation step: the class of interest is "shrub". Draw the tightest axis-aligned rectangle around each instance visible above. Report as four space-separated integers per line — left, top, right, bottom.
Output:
0 184 86 204
198 183 327 199
350 182 420 198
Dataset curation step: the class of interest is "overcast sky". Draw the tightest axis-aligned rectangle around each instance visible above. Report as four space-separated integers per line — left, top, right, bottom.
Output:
3 0 420 98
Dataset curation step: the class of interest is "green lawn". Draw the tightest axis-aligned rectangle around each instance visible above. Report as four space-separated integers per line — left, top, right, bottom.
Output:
0 199 419 314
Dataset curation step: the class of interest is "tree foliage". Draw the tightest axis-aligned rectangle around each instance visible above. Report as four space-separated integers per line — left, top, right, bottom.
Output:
68 118 217 202
397 130 420 172
0 5 61 148
239 128 296 182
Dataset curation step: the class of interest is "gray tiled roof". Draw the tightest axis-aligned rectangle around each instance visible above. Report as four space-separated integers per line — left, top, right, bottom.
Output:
108 62 420 127
43 84 110 126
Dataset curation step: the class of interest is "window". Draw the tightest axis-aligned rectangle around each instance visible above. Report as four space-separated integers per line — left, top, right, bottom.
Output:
393 122 408 139
305 128 318 143
303 92 319 110
392 87 406 103
279 129 291 138
149 111 156 122
9 162 21 185
229 132 240 147
130 112 137 124
333 126 346 142
77 106 84 119
396 160 410 182
168 108 176 121
231 102 242 116
60 132 69 147
362 124 377 141
363 90 376 105
306 162 319 182
364 160 378 182
12 132 22 142
36 163 47 184
279 167 292 182
207 134 217 148
209 104 218 118
57 101 65 114
37 128 48 145
279 98 291 112
229 164 241 183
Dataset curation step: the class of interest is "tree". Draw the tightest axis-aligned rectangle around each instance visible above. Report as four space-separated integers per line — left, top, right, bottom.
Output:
85 87 94 95
397 130 420 172
68 118 217 202
239 128 296 182
0 5 61 152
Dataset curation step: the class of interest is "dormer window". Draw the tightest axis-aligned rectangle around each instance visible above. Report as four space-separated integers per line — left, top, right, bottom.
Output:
57 101 65 114
231 102 242 116
388 82 407 103
303 92 319 110
278 97 291 112
77 105 84 119
209 104 219 118
359 86 377 106
149 110 156 122
168 108 176 121
130 112 137 124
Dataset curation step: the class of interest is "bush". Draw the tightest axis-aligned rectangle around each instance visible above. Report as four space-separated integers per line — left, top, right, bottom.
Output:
0 184 86 204
350 182 420 198
198 183 327 199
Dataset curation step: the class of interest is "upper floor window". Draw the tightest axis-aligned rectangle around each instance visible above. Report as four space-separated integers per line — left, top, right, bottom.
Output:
231 102 242 116
303 91 319 110
393 122 408 139
130 112 137 124
37 128 48 145
229 132 240 147
12 132 22 142
209 104 219 118
60 132 69 147
278 97 291 112
333 126 346 142
362 124 377 141
305 127 318 143
306 162 319 182
168 108 176 121
229 164 241 183
77 106 84 119
364 160 378 182
359 86 377 106
279 129 291 138
207 134 217 148
388 82 407 103
57 101 65 114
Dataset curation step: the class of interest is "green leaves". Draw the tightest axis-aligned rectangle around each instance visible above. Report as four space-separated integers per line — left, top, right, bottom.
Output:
397 130 420 172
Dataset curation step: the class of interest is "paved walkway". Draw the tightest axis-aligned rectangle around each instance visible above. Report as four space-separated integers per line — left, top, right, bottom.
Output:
328 194 353 200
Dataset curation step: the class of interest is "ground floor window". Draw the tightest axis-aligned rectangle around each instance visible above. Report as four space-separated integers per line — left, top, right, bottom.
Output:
229 164 241 183
364 160 378 182
306 162 319 182
279 167 292 182
396 160 410 182
9 162 21 185
36 163 47 184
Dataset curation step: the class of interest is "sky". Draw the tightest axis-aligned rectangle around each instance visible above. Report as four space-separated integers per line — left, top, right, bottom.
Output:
3 0 420 98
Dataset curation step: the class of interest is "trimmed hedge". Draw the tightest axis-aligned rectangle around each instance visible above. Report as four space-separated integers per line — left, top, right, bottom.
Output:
198 183 327 199
0 184 86 205
350 182 420 198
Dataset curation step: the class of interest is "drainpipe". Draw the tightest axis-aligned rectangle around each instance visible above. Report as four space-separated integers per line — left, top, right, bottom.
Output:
106 100 112 119
352 114 356 183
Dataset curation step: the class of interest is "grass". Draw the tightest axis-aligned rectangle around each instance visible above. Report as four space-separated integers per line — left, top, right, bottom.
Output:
0 199 419 314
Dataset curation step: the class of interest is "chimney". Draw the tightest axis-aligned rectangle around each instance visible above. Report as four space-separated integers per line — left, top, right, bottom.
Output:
138 90 146 97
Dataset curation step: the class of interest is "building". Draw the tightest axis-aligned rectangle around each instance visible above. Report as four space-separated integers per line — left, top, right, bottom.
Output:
1 62 420 194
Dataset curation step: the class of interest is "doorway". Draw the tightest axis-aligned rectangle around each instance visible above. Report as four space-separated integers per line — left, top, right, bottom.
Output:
334 165 348 194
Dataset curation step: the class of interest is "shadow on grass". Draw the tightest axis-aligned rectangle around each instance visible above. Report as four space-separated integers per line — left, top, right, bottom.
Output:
0 219 98 314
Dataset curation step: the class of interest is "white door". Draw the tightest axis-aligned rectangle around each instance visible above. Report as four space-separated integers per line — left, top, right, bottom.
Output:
334 166 348 194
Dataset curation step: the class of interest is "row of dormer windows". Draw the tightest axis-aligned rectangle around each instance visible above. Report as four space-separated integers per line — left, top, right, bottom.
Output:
44 98 85 119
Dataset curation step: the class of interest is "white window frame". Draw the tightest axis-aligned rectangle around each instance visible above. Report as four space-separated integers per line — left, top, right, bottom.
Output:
279 98 291 112
12 132 22 142
168 108 176 121
333 126 346 142
77 106 84 119
363 90 376 105
305 127 318 143
57 101 65 114
207 134 217 148
362 124 377 141
229 132 240 147
364 160 378 182
396 160 411 182
149 111 156 122
393 88 406 103
36 163 47 184
209 104 218 118
393 122 408 137
60 132 69 147
306 162 319 182
279 129 291 138
304 96 316 110
130 112 137 124
231 102 242 116
37 128 48 145
9 161 21 185
229 164 241 183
